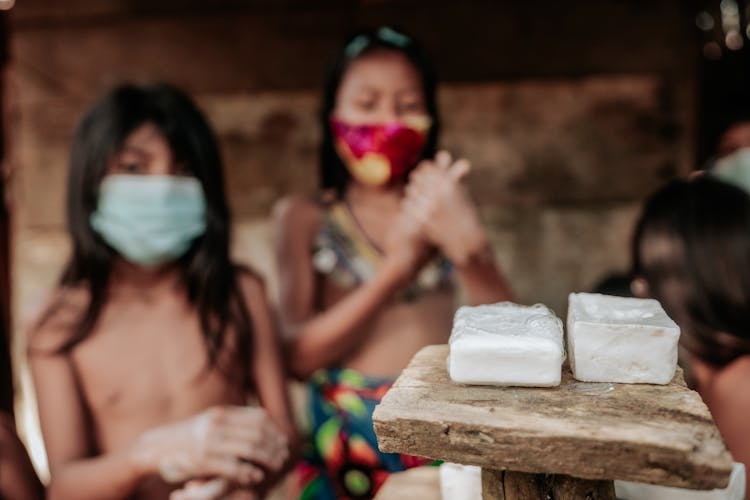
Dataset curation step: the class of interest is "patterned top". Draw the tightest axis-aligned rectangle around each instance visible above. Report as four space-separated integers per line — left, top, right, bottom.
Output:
312 201 453 301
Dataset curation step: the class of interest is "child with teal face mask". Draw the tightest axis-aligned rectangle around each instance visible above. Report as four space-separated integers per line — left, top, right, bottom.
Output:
28 84 295 499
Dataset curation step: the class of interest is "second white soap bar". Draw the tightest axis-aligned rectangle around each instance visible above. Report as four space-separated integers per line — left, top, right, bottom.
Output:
448 302 564 387
567 293 680 384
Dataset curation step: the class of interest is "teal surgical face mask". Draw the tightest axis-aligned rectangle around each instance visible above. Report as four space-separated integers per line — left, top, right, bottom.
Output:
90 174 207 267
712 147 750 194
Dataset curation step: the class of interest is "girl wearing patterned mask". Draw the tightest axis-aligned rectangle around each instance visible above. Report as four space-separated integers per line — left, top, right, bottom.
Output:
273 27 513 499
28 84 294 499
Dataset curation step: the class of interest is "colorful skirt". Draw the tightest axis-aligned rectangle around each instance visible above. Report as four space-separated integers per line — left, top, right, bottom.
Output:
293 368 435 499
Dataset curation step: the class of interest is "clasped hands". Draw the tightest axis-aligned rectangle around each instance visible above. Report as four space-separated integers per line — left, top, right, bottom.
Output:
384 150 488 275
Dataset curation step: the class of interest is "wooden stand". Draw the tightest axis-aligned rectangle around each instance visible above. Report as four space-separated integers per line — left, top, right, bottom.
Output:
481 470 615 499
373 345 733 500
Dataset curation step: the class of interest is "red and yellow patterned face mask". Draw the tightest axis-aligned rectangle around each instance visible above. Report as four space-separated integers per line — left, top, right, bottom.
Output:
331 117 431 187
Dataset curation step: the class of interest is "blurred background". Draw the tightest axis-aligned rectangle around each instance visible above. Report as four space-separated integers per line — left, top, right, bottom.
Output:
0 0 748 478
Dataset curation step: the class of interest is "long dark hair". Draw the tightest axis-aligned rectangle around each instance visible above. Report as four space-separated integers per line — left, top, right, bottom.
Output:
632 177 750 366
320 26 440 197
38 83 252 381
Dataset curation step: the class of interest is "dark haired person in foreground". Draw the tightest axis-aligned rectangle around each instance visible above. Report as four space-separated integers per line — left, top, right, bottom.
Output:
28 84 294 499
632 177 750 498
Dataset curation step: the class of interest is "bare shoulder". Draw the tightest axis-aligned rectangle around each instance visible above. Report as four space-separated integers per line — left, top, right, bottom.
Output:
26 285 90 354
713 356 750 409
271 193 326 238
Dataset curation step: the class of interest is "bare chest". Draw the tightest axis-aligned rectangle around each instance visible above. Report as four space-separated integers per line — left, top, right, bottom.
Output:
70 300 245 448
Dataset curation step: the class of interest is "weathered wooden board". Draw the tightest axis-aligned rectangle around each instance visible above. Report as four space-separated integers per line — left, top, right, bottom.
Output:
373 345 733 490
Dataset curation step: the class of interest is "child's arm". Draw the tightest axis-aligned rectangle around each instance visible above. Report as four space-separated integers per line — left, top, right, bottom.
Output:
0 413 43 500
273 196 426 379
231 272 295 497
446 236 514 306
240 271 296 441
29 334 150 500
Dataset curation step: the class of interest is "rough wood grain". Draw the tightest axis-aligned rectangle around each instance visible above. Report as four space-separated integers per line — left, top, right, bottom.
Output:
482 469 507 499
373 345 733 490
482 470 615 500
547 473 615 499
503 472 545 499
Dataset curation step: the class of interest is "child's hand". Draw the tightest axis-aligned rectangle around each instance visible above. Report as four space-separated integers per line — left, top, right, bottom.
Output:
403 151 488 266
169 479 230 500
133 406 289 487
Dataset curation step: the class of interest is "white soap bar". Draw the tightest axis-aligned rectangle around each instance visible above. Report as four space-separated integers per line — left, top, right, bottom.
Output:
567 292 680 384
615 462 745 500
448 302 564 386
440 463 482 500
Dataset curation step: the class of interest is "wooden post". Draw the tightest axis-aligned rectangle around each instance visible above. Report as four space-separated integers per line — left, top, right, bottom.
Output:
549 473 615 499
482 469 615 500
502 471 542 499
481 469 506 499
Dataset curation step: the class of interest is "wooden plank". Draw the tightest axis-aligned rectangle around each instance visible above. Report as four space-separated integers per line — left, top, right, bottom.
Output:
373 345 733 490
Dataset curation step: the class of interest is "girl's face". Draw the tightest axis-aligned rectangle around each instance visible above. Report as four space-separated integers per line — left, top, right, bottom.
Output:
108 122 189 176
333 49 427 126
330 50 431 187
92 121 207 268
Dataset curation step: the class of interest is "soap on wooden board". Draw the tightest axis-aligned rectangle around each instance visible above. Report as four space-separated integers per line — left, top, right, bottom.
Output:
449 302 564 387
567 292 680 384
